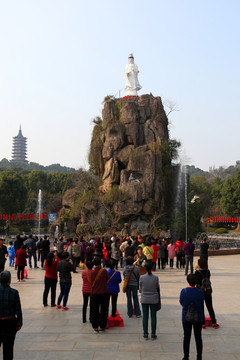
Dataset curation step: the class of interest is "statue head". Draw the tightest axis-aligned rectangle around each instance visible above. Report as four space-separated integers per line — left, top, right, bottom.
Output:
128 53 134 64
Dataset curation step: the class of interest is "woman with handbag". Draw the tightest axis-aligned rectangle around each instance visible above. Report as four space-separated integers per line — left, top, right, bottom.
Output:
123 256 141 318
139 262 160 340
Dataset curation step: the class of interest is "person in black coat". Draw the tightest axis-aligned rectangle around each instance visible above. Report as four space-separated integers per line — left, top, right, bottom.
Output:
0 271 23 359
195 258 219 328
0 239 8 273
14 233 27 270
25 234 38 268
14 233 27 252
40 235 50 268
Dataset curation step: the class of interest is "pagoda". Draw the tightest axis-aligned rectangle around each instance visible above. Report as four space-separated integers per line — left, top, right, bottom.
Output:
12 126 28 163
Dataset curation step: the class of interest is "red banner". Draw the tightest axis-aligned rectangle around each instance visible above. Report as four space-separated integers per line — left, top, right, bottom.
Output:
0 214 49 220
210 216 240 223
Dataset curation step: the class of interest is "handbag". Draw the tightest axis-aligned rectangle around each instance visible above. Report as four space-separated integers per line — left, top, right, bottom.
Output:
123 266 135 293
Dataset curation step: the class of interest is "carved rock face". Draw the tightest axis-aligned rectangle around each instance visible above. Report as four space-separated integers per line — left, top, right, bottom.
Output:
102 124 125 160
90 94 169 229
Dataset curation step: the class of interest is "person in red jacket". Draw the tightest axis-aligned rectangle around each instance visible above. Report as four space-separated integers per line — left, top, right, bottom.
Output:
151 239 159 271
102 240 111 268
82 260 93 323
91 256 109 333
175 238 184 269
15 245 28 281
43 252 60 307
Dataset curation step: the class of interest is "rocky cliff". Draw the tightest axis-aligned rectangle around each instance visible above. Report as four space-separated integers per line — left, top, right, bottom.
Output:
88 94 171 232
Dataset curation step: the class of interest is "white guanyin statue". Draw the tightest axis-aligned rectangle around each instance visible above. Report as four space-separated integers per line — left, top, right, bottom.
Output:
124 53 142 96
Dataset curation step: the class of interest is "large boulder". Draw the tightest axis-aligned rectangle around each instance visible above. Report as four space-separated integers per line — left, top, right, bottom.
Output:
88 93 170 230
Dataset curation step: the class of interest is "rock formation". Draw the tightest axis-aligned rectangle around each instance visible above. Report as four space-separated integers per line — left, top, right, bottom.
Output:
88 93 171 232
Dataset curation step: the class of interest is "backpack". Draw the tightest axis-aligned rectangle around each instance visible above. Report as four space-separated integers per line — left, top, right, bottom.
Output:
184 289 199 324
202 276 212 295
177 247 183 256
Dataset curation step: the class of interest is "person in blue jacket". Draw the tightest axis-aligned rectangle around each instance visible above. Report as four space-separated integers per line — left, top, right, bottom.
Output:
7 242 15 267
180 273 204 360
107 259 122 317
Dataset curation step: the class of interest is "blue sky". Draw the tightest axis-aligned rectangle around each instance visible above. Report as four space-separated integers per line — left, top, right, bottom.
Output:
0 0 239 171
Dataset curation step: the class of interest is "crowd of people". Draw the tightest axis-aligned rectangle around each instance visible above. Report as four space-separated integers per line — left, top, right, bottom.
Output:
0 233 218 360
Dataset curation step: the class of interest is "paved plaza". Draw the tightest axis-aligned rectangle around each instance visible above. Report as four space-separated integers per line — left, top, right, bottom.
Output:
2 255 240 360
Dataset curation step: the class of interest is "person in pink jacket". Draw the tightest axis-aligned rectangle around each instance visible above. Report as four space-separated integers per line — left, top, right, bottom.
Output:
167 240 175 268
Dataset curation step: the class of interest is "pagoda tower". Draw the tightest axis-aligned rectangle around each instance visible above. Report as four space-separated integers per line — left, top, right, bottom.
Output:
12 126 28 163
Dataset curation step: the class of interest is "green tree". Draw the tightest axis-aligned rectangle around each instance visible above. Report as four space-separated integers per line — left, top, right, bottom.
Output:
210 177 223 205
47 173 72 194
168 139 181 161
0 171 28 213
221 172 240 215
26 170 48 193
187 198 205 237
189 176 211 196
189 176 211 209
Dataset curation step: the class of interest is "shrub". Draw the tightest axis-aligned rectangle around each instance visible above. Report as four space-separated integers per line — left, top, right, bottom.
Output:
215 227 228 234
102 186 123 206
115 100 123 120
76 224 91 235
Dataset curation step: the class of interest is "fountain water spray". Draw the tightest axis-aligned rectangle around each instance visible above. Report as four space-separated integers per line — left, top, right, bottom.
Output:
55 225 59 239
172 148 188 241
184 160 188 242
37 189 42 237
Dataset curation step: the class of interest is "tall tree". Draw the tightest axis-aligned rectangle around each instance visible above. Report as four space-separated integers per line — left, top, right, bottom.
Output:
221 172 240 215
210 177 223 206
0 171 27 213
26 170 48 193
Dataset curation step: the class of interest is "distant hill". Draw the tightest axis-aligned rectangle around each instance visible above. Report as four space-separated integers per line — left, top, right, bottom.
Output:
0 158 76 174
186 162 240 182
206 164 240 181
186 165 207 177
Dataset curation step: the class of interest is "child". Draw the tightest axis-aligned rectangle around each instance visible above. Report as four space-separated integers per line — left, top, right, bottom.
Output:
7 241 15 267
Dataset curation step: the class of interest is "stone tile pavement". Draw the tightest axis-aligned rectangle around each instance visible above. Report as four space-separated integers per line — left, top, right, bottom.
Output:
2 255 240 360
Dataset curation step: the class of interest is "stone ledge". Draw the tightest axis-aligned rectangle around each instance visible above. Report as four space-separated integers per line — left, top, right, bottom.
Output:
194 249 240 256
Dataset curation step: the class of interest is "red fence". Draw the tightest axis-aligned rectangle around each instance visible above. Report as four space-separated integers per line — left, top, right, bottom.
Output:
0 214 49 220
210 216 240 223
